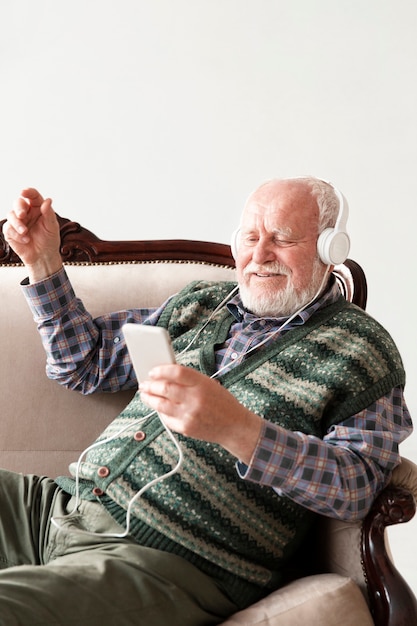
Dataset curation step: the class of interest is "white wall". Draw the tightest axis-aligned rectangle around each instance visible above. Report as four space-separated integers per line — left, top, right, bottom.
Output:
2 0 416 596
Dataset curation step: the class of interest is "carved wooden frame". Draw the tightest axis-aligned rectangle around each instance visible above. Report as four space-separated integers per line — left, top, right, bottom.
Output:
363 486 417 625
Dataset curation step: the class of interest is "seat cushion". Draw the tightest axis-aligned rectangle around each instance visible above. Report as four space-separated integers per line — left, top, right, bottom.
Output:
220 573 373 626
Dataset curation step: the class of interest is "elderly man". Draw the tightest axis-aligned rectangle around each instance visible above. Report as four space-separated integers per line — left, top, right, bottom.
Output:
1 177 412 626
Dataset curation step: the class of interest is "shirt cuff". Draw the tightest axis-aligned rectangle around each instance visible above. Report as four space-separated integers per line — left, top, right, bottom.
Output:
21 267 76 321
236 420 301 488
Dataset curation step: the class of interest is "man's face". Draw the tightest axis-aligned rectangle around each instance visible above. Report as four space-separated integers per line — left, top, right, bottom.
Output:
236 179 328 317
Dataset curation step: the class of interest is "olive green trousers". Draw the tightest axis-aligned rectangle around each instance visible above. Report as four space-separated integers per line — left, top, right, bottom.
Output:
0 470 237 625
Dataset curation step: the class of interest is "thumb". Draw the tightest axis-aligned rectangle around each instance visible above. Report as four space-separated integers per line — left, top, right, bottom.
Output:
40 197 53 215
40 198 57 222
40 198 60 235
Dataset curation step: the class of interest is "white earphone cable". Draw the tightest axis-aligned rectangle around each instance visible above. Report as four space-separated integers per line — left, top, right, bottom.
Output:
51 269 331 536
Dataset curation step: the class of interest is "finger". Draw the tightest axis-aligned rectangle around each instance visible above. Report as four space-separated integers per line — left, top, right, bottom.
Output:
20 188 45 207
13 197 31 220
2 219 16 241
139 389 183 420
12 196 41 229
15 196 54 233
40 198 56 226
148 364 195 385
2 220 30 246
3 209 30 240
139 379 183 404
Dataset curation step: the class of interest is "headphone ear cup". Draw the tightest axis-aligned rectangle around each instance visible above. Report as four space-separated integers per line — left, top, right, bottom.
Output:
230 228 240 259
317 228 350 265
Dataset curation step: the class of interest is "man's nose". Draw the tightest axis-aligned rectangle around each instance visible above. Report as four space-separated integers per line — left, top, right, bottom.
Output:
252 237 276 264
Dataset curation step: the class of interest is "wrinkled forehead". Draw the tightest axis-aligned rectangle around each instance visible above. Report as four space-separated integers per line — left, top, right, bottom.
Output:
241 180 319 231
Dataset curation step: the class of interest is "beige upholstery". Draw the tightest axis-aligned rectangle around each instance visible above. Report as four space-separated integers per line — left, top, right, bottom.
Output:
221 574 374 626
1 257 416 625
391 457 417 501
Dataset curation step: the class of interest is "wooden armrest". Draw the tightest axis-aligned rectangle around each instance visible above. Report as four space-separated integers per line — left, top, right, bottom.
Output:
362 484 417 626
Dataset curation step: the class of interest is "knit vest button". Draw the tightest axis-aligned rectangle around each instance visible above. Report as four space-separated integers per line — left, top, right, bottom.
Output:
97 466 110 478
92 487 104 497
134 430 146 442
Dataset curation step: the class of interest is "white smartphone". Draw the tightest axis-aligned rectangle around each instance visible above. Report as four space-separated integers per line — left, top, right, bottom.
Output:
122 323 176 382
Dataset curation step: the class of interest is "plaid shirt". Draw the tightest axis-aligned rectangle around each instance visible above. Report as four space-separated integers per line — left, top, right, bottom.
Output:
23 269 413 520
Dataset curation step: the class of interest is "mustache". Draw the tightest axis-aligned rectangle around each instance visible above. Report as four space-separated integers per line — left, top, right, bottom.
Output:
243 262 291 277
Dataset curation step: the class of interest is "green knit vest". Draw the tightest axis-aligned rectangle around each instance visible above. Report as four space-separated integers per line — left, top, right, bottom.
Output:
57 281 405 608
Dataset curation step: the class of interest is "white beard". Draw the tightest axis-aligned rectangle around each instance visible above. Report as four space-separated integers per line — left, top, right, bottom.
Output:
238 257 326 317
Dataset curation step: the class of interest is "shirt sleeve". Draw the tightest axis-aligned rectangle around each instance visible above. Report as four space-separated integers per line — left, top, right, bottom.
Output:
237 387 413 521
21 267 167 394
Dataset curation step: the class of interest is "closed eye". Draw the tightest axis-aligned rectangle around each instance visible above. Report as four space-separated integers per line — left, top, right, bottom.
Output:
241 234 297 248
273 237 297 247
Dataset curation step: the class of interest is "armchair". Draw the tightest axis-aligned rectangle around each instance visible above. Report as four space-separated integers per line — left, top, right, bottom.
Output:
0 215 416 626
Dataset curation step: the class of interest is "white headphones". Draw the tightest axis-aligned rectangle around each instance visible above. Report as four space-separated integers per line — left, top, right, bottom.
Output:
231 179 351 266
